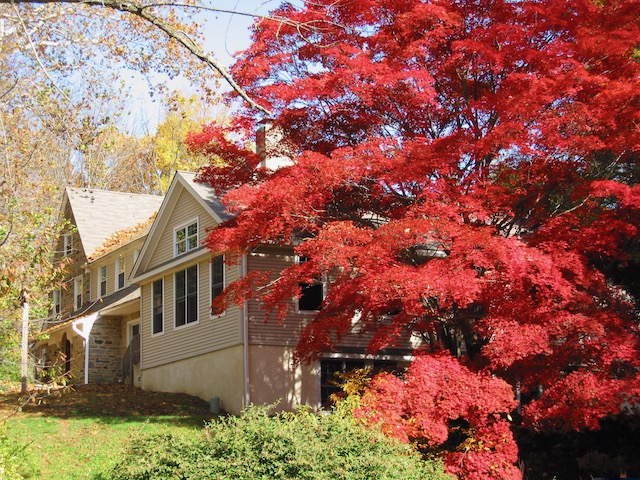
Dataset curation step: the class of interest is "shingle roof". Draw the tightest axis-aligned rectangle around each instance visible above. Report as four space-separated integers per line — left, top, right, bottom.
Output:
37 285 140 336
176 171 233 222
65 188 164 260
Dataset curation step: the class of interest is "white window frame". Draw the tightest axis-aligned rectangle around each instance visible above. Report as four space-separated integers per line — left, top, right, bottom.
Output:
63 233 73 256
116 256 125 290
74 276 83 310
98 265 107 297
174 218 199 257
52 289 61 316
151 278 164 336
210 255 225 317
174 264 199 329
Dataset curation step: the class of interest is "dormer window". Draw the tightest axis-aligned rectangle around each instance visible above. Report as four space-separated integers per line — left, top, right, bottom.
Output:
63 233 73 256
74 276 83 310
116 256 125 290
52 289 61 316
99 266 107 297
175 219 198 257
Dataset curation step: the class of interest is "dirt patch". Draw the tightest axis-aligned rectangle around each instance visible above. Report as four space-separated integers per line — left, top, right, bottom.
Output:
0 383 213 420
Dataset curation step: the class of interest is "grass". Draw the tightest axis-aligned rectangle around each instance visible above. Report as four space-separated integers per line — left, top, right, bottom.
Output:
0 383 213 479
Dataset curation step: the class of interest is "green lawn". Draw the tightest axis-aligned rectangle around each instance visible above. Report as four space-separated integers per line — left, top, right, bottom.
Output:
6 414 204 479
0 384 212 479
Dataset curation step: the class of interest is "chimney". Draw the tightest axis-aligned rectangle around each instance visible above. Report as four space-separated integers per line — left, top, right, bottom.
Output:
256 119 293 171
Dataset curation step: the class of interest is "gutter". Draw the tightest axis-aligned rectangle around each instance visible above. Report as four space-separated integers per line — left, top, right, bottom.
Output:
242 253 250 408
71 312 99 384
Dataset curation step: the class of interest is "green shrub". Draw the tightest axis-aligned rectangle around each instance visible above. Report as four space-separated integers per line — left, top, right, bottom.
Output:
94 402 451 480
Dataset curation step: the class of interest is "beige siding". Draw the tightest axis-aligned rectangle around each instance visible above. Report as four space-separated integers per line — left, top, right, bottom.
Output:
146 189 219 272
89 238 145 302
248 345 320 410
247 247 418 353
141 258 243 369
142 345 245 414
247 248 311 346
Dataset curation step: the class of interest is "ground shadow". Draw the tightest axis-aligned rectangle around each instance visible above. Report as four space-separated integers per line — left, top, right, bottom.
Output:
0 383 214 428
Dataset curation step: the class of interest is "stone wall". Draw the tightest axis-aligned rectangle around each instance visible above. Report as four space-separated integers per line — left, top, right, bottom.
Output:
55 204 91 319
88 317 123 383
71 336 84 383
35 331 84 384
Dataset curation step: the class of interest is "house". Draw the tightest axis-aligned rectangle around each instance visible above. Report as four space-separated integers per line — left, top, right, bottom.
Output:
130 171 417 414
34 188 164 385
37 172 417 414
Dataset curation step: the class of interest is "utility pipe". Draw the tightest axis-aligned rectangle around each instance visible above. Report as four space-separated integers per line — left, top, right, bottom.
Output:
72 312 98 384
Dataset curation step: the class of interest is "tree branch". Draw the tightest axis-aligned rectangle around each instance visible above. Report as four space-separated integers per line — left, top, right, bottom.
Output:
10 1 71 101
1 0 273 115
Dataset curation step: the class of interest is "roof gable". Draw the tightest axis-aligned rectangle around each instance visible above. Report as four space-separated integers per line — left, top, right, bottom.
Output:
64 188 164 260
131 171 231 282
176 171 232 223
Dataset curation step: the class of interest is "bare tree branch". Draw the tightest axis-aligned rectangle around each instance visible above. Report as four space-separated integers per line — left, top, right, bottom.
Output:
1 0 273 115
10 1 71 101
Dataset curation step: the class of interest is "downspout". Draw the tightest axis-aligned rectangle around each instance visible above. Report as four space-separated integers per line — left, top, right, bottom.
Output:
242 254 250 408
71 312 99 385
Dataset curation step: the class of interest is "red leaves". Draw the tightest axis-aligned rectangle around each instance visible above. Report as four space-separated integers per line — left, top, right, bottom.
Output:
357 354 520 479
191 0 640 450
523 371 640 432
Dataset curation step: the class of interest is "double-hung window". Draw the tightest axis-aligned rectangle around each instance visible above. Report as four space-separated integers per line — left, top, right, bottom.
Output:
52 289 61 316
175 265 198 327
152 279 164 335
99 266 107 297
211 255 224 315
63 234 73 256
175 220 198 256
116 256 125 290
74 276 83 310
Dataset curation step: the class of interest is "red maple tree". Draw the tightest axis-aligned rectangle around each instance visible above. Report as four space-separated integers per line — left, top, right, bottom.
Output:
190 0 639 476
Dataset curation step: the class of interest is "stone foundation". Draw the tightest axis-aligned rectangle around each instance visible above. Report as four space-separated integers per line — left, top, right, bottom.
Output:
88 317 123 383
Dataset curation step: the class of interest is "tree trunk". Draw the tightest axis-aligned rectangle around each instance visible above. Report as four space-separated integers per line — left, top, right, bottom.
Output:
20 289 29 394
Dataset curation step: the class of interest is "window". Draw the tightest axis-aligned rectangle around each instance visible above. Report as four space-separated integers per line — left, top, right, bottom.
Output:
175 265 198 327
320 359 399 408
174 220 198 256
320 359 365 407
152 279 164 335
211 255 224 313
63 234 73 256
52 289 61 316
99 266 107 297
297 256 323 311
116 256 125 290
74 276 83 310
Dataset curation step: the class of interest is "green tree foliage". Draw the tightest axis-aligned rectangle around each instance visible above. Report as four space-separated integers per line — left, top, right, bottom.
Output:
95 403 452 480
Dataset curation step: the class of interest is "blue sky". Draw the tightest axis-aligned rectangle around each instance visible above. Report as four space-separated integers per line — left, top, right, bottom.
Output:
124 0 284 134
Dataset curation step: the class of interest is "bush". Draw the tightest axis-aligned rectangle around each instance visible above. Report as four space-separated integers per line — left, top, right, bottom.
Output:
95 401 451 480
